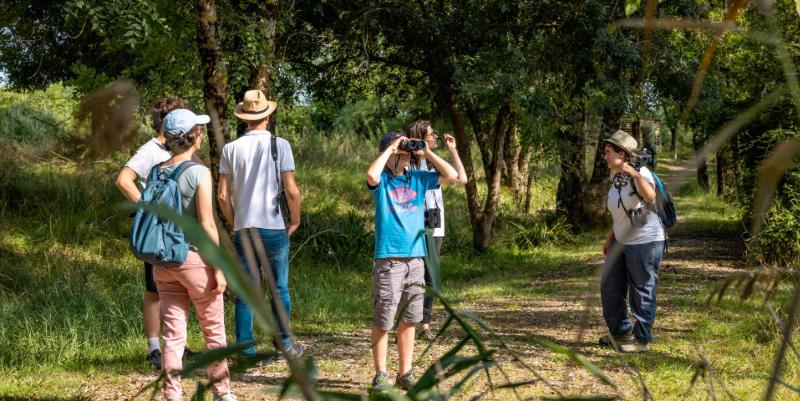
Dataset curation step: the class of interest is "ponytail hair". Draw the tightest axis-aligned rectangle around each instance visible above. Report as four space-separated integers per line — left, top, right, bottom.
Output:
165 125 203 154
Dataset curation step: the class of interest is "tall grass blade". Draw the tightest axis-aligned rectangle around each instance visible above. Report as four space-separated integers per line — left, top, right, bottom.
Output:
764 280 800 401
423 231 441 292
529 337 614 387
175 343 250 377
612 18 738 32
671 87 788 189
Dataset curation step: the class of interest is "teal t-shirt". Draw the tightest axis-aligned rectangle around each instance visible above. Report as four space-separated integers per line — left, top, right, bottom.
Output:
369 169 440 259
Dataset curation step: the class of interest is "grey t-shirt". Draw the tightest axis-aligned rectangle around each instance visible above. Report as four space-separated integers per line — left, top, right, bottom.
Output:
124 138 172 190
219 130 296 231
159 162 209 218
607 166 666 245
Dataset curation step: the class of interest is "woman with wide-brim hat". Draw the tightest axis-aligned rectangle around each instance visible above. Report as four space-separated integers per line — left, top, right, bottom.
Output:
599 130 666 353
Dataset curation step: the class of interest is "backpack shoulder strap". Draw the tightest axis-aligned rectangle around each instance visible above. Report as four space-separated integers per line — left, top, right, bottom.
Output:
271 134 282 186
147 164 161 183
271 133 278 162
169 160 199 180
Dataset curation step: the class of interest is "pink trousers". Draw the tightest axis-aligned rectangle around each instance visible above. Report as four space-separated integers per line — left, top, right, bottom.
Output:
154 251 230 399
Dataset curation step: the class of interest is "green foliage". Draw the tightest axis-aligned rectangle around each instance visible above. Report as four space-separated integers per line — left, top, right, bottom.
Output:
507 213 574 250
751 171 800 267
0 84 76 148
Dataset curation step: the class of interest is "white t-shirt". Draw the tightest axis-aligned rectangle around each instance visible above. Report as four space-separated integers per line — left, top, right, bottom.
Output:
607 166 665 245
124 138 172 190
219 130 296 231
420 159 445 237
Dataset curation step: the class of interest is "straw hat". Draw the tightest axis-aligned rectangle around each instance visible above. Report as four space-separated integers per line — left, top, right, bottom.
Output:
234 90 278 121
603 130 638 155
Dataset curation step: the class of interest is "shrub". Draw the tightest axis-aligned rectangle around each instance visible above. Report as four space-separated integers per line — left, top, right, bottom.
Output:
750 170 800 267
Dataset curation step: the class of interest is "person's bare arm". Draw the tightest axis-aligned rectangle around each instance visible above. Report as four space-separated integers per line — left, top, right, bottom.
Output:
603 228 615 255
196 170 226 294
115 167 142 203
282 171 301 236
423 147 458 185
217 174 235 229
366 137 405 186
443 133 468 184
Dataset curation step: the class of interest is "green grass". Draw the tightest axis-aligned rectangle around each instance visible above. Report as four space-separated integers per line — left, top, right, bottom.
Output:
2 102 800 399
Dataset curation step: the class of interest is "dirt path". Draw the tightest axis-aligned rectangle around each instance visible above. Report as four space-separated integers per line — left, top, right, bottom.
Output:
101 162 747 401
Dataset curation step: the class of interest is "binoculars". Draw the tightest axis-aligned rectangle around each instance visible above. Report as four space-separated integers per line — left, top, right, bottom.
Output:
399 140 426 152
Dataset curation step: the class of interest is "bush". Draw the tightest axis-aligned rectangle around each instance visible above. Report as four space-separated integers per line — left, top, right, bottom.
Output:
750 170 800 267
502 211 574 249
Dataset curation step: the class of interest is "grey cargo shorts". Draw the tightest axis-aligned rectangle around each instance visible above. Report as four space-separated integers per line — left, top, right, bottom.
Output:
372 258 425 330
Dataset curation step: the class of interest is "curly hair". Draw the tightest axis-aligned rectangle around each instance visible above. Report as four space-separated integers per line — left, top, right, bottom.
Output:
408 120 431 140
151 97 189 133
165 125 203 154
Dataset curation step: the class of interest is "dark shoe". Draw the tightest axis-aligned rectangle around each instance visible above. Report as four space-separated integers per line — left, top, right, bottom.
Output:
147 349 162 371
419 328 436 342
183 347 200 360
371 371 391 393
395 371 417 391
598 332 634 350
281 343 305 360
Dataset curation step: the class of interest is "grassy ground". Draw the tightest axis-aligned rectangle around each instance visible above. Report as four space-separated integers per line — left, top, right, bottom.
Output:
1 128 797 400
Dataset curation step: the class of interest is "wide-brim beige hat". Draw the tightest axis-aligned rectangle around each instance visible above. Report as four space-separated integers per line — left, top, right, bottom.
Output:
234 89 278 121
603 129 638 155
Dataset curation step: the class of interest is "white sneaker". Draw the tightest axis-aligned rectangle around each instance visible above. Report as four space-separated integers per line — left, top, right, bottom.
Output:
214 393 238 401
620 341 649 353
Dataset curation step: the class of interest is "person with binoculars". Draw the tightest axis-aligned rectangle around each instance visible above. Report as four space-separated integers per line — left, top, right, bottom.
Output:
365 130 458 393
599 130 665 353
408 120 468 341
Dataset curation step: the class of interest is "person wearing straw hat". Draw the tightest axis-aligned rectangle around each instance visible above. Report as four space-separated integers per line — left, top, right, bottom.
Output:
217 89 304 363
599 130 665 353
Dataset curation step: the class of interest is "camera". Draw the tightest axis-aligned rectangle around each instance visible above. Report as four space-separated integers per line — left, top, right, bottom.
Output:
274 191 290 224
631 150 653 171
424 207 441 229
627 207 648 228
399 139 426 152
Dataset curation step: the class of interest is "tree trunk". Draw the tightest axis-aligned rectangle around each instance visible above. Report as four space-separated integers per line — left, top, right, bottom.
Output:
503 123 519 186
698 161 710 191
556 109 588 229
716 149 725 196
195 0 230 185
523 161 535 214
693 130 710 191
250 0 279 134
672 122 680 160
516 140 532 208
585 110 619 226
440 81 509 251
466 105 492 176
503 120 525 205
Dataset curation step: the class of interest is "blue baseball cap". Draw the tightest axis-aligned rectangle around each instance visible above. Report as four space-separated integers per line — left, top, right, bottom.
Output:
379 130 404 152
162 109 211 136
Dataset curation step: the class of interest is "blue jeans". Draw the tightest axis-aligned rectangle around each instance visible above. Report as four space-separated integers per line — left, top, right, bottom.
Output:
601 239 664 343
233 228 292 355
